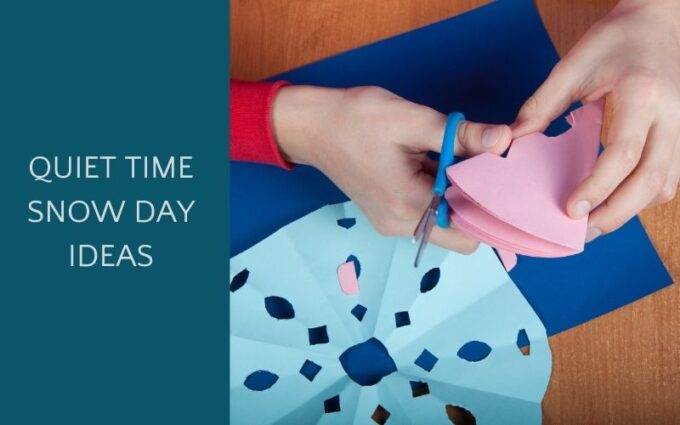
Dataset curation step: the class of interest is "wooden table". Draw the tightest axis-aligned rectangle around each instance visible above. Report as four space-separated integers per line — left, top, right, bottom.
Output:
231 1 680 423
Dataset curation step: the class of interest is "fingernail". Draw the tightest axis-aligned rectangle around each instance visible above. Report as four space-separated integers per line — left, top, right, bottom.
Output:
481 126 505 148
585 226 602 243
571 200 592 219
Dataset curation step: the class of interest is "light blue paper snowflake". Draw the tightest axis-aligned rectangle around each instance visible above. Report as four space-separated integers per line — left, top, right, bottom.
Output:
230 202 551 424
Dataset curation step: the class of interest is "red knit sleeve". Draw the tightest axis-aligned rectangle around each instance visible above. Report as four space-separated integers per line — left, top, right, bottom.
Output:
229 79 294 170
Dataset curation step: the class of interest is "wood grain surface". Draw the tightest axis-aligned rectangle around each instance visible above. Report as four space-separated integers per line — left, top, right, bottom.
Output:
231 1 680 423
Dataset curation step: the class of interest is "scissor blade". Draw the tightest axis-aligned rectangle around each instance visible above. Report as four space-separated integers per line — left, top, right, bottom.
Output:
413 197 439 241
414 209 436 268
413 211 429 243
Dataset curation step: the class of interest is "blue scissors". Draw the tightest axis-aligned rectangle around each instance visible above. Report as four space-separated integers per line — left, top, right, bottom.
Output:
413 112 464 267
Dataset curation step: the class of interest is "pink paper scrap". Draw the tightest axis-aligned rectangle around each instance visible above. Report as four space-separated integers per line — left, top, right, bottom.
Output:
337 261 359 295
497 249 518 272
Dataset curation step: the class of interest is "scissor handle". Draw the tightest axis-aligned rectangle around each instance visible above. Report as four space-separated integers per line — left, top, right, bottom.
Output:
433 112 465 196
436 197 449 228
434 112 464 228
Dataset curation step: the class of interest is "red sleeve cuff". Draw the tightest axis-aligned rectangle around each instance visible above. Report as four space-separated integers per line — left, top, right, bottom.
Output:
230 79 294 170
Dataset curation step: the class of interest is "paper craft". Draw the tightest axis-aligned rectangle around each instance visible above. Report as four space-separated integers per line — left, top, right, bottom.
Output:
446 101 603 257
230 202 551 424
231 0 672 335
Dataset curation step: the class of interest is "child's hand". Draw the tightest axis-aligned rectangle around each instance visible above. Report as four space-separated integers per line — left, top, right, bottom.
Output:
513 0 680 241
272 85 512 254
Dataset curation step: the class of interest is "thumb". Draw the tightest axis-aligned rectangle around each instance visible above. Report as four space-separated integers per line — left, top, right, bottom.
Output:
454 121 512 157
412 107 510 157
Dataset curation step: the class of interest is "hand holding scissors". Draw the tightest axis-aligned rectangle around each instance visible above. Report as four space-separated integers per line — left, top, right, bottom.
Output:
413 112 466 267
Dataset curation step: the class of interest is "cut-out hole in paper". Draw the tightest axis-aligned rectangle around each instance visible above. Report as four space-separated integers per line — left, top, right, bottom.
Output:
264 295 295 320
243 370 278 391
339 338 397 386
371 405 391 424
299 359 322 382
457 341 492 362
420 267 440 293
410 380 430 398
324 395 341 413
336 218 356 229
346 254 361 277
230 268 249 292
264 296 295 320
337 261 359 295
517 329 531 355
445 404 476 425
414 349 438 372
308 325 329 345
395 311 411 328
351 304 367 321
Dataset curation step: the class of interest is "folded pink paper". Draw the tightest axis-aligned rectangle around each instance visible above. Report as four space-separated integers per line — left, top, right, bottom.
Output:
446 100 603 258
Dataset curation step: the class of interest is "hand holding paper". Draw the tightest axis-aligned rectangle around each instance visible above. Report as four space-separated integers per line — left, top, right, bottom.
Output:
271 85 512 254
512 0 680 241
446 101 603 258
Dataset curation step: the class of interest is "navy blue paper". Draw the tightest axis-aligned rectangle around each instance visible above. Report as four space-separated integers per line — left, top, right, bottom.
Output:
230 0 672 335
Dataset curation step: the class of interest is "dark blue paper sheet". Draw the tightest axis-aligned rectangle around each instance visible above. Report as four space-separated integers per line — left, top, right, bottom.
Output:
230 0 672 335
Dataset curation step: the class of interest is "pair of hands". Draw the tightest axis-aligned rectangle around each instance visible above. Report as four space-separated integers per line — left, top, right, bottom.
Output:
273 0 680 254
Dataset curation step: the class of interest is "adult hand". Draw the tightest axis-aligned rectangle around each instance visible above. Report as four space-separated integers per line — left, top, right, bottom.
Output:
513 0 680 242
272 85 512 254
